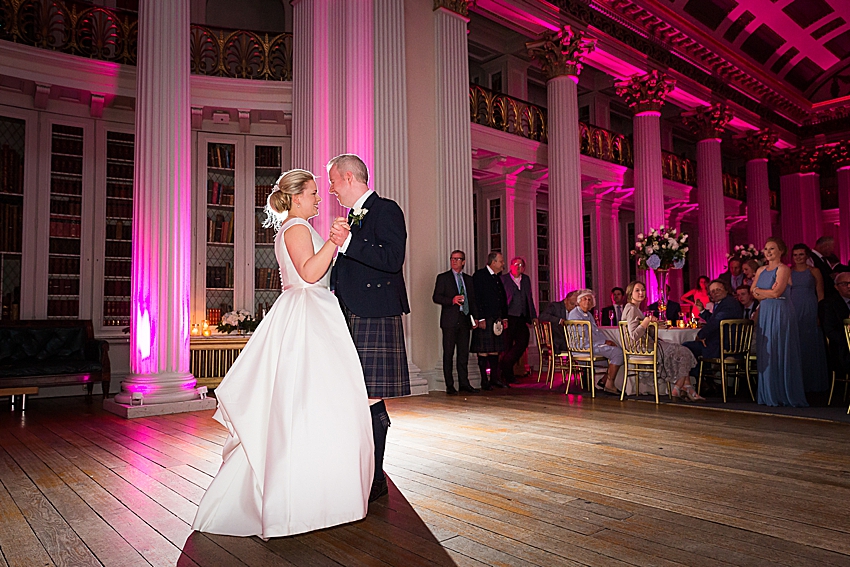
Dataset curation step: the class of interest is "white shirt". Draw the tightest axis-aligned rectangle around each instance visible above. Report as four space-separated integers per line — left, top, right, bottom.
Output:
339 189 375 253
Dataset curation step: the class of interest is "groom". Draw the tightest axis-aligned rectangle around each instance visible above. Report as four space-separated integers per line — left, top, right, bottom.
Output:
328 154 410 503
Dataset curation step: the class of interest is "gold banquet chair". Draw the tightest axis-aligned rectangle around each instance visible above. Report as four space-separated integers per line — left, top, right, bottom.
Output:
697 319 755 403
532 320 554 385
618 320 661 404
563 320 607 398
825 321 850 407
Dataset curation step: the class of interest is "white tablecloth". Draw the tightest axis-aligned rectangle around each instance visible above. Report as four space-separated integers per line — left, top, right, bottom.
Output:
596 327 700 395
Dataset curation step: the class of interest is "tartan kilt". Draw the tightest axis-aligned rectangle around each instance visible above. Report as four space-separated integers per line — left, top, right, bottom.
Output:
342 305 410 398
470 318 506 353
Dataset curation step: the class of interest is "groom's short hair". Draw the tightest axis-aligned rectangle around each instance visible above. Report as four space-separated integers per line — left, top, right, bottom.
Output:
327 154 369 184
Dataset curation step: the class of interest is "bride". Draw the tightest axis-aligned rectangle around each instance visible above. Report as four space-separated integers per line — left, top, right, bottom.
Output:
192 169 374 538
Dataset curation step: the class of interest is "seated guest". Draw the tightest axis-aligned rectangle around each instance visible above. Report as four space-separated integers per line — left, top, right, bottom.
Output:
539 290 577 353
647 285 682 322
736 285 758 320
568 289 623 395
683 279 744 392
718 258 745 291
681 275 710 317
622 281 703 401
742 259 759 287
600 287 625 326
819 271 850 376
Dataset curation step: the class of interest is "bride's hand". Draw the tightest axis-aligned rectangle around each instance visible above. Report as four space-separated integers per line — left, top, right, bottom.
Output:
329 217 350 246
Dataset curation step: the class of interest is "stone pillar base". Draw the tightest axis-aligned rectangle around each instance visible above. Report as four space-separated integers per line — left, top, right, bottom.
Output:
103 396 216 419
113 372 202 405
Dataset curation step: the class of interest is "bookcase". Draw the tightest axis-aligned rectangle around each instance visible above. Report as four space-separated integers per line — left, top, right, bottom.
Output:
205 141 237 325
102 130 134 328
253 144 282 318
0 116 24 320
47 124 85 319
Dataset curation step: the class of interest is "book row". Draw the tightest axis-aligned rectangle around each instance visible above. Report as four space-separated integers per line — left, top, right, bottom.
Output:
208 144 234 169
47 299 79 317
49 219 81 238
105 241 131 258
0 145 23 194
107 201 133 219
208 180 235 206
50 198 82 217
106 221 131 241
51 155 83 175
51 177 82 195
0 202 21 252
104 260 131 278
103 300 130 318
255 146 281 168
208 214 234 244
107 182 133 199
107 162 133 180
255 267 281 290
49 257 80 275
106 142 134 161
51 137 83 156
206 263 233 289
48 278 80 296
104 279 131 297
255 183 274 206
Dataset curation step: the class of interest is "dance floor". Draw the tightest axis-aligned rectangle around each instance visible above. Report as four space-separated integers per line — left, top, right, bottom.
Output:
0 391 847 567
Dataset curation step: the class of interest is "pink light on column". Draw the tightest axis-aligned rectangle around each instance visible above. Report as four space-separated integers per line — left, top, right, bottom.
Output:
135 302 152 363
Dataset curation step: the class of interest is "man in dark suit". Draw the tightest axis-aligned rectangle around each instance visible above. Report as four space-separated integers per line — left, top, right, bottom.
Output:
539 291 578 353
432 250 479 395
499 257 537 383
811 236 847 298
820 271 850 375
328 154 409 502
683 279 744 392
470 252 509 389
718 258 745 292
735 285 759 320
600 287 625 326
647 285 681 322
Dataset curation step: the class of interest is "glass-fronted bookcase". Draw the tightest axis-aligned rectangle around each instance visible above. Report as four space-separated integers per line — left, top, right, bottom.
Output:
0 116 24 321
193 133 289 330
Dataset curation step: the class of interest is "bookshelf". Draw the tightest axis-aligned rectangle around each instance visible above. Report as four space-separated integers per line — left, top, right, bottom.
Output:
0 117 24 320
47 124 84 319
102 131 134 327
253 144 281 318
205 142 236 325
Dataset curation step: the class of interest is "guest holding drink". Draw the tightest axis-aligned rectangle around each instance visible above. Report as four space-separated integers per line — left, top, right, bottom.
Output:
681 276 710 317
752 237 808 407
789 244 828 392
622 281 703 401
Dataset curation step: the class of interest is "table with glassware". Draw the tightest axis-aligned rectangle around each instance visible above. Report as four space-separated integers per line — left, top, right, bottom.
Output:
598 326 700 395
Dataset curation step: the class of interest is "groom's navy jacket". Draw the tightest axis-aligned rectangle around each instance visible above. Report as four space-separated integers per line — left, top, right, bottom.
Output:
332 192 410 318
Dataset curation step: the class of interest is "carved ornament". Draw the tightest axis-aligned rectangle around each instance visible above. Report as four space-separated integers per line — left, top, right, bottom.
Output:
526 26 597 81
775 148 821 176
734 129 778 161
681 103 732 140
433 0 473 17
615 70 676 114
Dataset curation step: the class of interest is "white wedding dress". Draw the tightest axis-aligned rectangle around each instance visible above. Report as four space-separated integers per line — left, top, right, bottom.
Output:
192 217 374 538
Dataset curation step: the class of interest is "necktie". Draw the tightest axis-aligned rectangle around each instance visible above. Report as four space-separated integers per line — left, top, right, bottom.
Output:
346 209 354 224
615 305 621 322
744 307 750 319
456 273 469 315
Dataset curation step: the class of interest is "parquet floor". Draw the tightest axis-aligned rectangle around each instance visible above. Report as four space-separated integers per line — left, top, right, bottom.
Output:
0 390 847 566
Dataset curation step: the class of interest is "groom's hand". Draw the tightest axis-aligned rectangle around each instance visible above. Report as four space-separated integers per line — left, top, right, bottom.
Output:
329 217 350 246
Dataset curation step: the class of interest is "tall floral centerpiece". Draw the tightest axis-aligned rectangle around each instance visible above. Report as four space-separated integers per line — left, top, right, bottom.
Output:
631 226 689 320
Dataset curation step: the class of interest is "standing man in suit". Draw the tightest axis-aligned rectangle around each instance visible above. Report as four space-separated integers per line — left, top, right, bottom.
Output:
328 154 409 503
433 250 478 395
736 285 759 320
499 257 537 383
812 236 841 297
683 279 744 394
718 258 745 291
600 287 625 326
471 252 509 389
820 271 850 375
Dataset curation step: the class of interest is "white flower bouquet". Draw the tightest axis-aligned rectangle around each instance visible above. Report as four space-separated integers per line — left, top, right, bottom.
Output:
216 309 258 334
727 243 764 264
631 226 689 271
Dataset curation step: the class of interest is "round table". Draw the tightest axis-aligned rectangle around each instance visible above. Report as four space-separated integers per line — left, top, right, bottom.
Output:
597 326 700 395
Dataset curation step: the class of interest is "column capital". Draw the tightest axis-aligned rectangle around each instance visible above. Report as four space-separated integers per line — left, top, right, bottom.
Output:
615 70 675 114
433 0 473 17
681 103 732 140
776 147 821 176
826 140 850 169
734 128 778 161
526 26 597 81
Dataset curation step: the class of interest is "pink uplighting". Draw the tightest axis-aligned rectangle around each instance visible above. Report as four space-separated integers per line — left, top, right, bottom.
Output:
635 110 661 117
135 303 152 363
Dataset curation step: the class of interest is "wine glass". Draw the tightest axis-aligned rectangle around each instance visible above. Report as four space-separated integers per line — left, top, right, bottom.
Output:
608 311 614 327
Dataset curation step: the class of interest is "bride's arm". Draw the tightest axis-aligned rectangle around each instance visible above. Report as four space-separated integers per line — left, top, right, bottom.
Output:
284 225 339 284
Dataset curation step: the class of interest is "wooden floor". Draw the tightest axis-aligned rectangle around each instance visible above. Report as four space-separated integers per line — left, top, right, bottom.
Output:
0 391 847 567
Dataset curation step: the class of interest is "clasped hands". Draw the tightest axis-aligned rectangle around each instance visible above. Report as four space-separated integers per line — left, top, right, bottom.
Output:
329 217 351 247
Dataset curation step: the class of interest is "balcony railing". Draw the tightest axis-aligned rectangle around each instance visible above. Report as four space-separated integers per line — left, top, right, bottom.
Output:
579 122 633 168
0 0 292 80
661 151 696 186
722 172 745 201
469 84 547 143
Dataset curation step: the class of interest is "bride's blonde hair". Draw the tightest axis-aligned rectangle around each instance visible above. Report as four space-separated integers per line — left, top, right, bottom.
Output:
263 168 316 231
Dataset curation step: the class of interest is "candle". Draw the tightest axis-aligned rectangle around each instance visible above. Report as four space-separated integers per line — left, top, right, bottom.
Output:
191 323 200 336
202 327 211 337
677 320 685 328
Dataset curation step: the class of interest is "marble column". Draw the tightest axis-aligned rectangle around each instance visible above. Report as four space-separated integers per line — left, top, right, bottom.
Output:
527 26 596 298
113 0 201 407
736 129 777 247
434 2 474 261
615 70 676 302
587 197 623 299
778 148 821 250
829 142 850 263
682 103 732 279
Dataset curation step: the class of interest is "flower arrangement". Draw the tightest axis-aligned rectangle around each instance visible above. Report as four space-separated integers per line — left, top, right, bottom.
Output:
216 309 258 334
726 244 764 264
631 226 689 270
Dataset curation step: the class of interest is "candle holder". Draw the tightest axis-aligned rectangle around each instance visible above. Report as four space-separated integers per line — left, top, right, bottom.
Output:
202 327 212 337
191 323 200 336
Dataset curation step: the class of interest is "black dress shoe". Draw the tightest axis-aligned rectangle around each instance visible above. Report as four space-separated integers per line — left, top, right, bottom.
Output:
446 386 458 395
491 380 508 388
368 478 388 502
481 382 493 391
459 385 480 393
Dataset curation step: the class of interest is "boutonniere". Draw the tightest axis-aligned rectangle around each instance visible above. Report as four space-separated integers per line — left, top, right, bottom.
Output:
349 208 368 227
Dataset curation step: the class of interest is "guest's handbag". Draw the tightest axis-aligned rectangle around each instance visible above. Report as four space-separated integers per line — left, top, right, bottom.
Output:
493 319 504 336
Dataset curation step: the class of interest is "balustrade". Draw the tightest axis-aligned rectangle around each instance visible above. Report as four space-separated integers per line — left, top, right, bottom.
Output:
469 84 547 143
0 0 292 80
722 172 746 201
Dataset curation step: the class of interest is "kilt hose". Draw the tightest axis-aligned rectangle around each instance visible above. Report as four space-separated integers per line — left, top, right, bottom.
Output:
340 300 411 399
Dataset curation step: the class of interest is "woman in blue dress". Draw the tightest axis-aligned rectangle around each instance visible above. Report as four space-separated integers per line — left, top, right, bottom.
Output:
789 243 829 392
751 237 808 407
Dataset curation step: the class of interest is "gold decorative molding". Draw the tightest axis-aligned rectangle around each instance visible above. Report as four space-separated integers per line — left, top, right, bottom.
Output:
681 103 732 140
526 26 597 80
734 129 778 161
661 151 695 186
615 70 676 113
826 140 850 169
469 85 547 142
775 148 821 176
433 0 473 17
